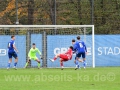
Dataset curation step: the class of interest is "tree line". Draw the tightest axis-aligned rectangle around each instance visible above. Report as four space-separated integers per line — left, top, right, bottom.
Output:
0 0 120 34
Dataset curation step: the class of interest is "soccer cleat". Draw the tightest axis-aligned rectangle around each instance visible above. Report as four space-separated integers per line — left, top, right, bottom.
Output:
38 67 42 69
23 66 26 69
49 58 54 62
7 67 9 70
61 66 64 70
84 67 86 69
61 68 63 70
75 65 80 70
13 66 17 70
75 68 78 70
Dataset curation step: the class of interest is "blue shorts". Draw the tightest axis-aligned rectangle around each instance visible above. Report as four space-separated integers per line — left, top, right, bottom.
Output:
76 52 85 58
8 51 18 59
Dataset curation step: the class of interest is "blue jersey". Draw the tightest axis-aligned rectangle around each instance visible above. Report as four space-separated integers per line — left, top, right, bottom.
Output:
73 40 87 53
8 40 15 52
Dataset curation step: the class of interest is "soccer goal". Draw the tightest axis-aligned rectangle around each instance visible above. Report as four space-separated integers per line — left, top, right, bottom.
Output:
0 25 95 68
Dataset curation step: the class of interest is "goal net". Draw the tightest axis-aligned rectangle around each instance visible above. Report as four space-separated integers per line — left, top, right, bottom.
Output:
0 25 95 68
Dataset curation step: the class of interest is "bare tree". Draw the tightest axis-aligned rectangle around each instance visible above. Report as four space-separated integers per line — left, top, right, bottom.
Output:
47 0 56 25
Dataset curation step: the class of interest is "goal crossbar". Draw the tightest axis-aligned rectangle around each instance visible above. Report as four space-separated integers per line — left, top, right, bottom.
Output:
0 25 94 28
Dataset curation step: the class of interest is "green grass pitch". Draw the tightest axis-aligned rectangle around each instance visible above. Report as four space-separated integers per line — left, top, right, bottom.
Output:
0 67 120 90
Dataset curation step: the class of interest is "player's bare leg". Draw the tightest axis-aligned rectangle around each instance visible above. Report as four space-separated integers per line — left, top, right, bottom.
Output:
36 58 41 69
78 58 83 62
15 57 18 62
7 58 12 70
49 54 60 62
60 59 64 70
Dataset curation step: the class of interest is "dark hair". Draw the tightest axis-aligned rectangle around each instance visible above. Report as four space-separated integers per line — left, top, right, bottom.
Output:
69 46 73 50
11 35 15 38
32 43 35 45
77 36 80 40
72 39 75 42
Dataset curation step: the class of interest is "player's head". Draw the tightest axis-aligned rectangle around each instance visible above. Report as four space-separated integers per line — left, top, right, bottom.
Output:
72 39 75 45
32 43 36 48
77 36 80 40
69 46 73 50
11 35 15 40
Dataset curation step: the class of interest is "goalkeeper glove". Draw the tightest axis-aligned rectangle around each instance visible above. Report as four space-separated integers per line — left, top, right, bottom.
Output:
40 55 43 59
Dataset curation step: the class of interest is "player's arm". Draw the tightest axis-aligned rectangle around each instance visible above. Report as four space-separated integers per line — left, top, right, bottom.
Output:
8 42 10 48
28 49 32 58
13 42 18 52
72 45 77 54
83 42 87 53
73 43 77 52
37 48 42 59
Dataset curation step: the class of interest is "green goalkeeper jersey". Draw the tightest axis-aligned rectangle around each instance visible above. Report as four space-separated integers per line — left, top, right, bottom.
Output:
28 48 41 57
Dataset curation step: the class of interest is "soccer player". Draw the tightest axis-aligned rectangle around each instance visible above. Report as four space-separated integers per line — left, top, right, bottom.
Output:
73 36 87 69
72 39 83 70
49 46 73 70
24 43 42 69
72 39 80 69
7 35 18 70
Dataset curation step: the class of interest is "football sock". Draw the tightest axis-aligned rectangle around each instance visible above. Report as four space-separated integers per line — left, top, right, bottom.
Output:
7 63 11 68
25 62 28 67
14 62 17 67
75 60 79 68
38 63 40 68
60 62 63 67
83 60 86 67
53 57 57 60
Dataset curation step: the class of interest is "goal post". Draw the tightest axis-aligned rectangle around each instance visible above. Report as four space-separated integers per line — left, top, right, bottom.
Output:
0 25 95 68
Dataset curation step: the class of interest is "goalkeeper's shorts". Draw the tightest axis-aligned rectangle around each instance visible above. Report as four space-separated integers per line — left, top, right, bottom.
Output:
29 56 38 60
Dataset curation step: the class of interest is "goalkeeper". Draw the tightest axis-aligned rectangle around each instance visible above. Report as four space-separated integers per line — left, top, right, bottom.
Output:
24 43 42 69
